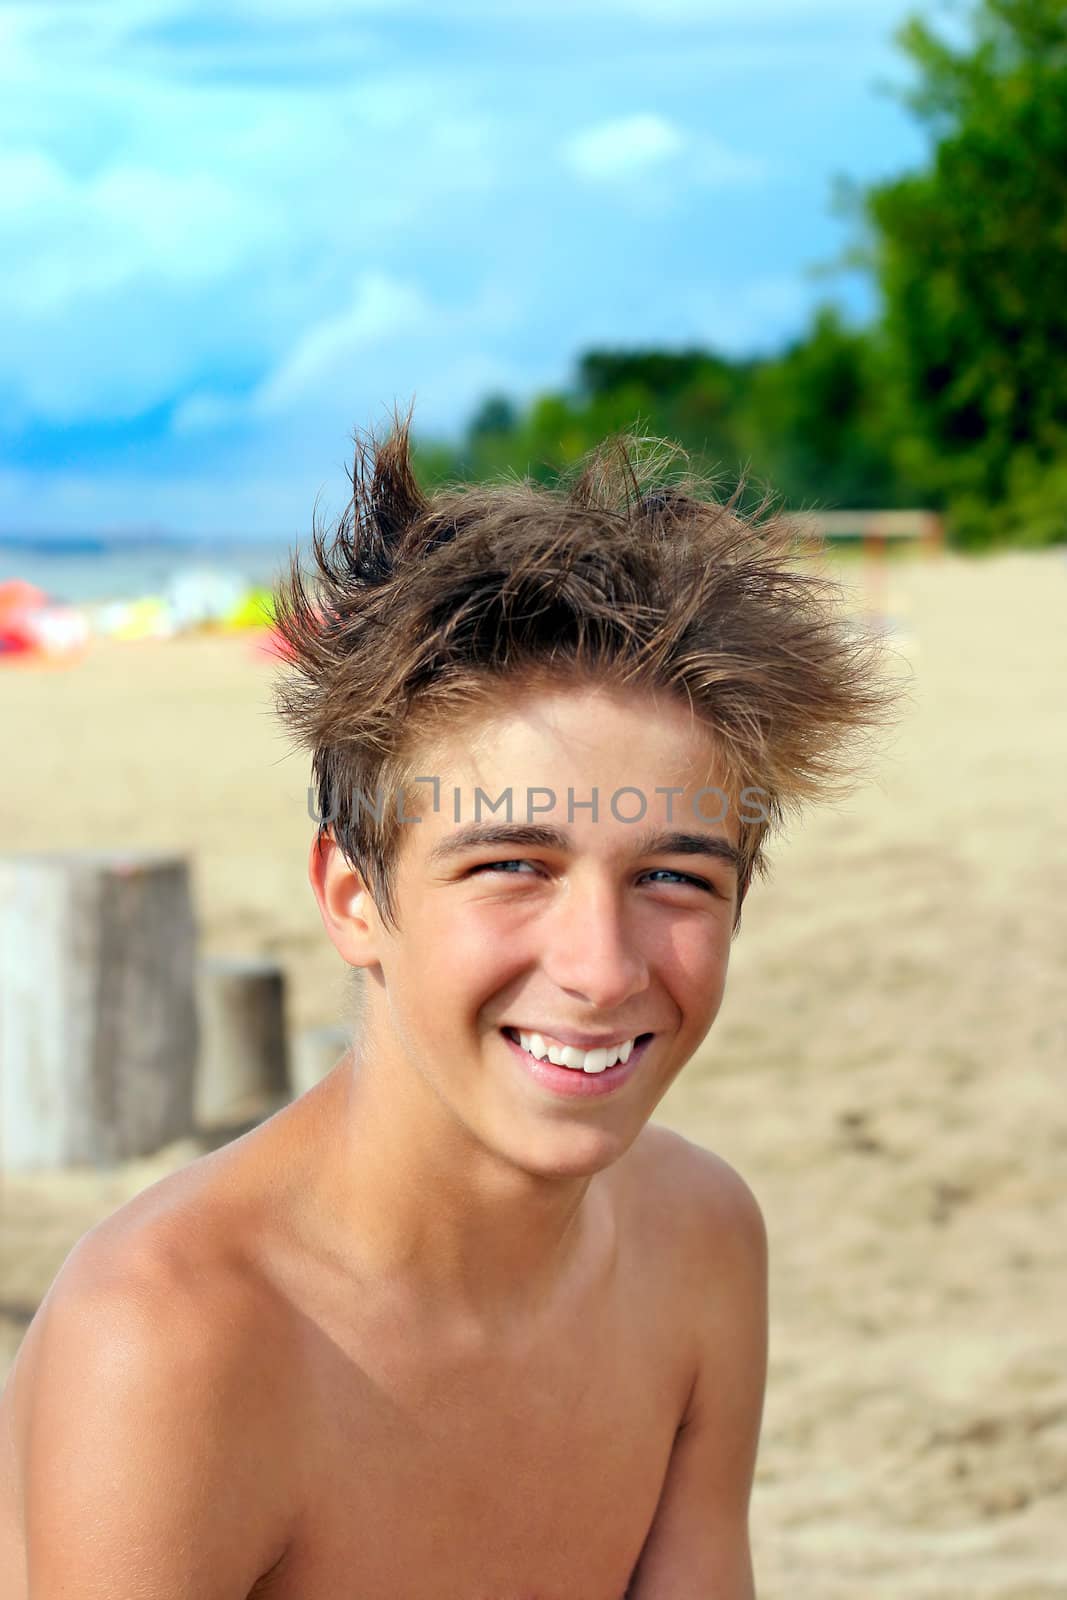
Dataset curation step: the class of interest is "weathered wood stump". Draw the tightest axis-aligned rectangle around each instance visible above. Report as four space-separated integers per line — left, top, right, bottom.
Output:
0 851 198 1171
290 1023 353 1098
194 954 290 1127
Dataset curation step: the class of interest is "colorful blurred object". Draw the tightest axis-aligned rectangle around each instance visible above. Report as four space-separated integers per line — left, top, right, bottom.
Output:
0 578 47 618
0 568 286 664
250 622 295 663
165 567 247 630
0 578 90 665
226 586 275 631
93 595 174 641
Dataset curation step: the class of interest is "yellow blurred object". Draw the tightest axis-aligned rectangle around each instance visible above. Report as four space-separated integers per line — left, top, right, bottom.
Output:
224 587 276 631
109 596 173 641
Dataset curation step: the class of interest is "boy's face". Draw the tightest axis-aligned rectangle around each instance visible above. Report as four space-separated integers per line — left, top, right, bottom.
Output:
317 681 743 1178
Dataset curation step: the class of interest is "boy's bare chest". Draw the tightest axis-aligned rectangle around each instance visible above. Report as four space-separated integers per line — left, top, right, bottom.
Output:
262 1282 687 1600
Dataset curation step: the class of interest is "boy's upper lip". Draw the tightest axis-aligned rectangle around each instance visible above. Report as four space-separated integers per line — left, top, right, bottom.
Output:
503 1024 651 1050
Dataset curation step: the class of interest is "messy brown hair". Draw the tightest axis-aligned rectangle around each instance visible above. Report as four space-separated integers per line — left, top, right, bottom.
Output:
271 406 900 936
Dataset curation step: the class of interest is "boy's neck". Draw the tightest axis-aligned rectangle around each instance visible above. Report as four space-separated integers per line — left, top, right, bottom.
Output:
301 1035 614 1334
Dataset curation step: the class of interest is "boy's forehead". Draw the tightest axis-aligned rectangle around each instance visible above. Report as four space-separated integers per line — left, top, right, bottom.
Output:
394 682 741 859
412 681 727 791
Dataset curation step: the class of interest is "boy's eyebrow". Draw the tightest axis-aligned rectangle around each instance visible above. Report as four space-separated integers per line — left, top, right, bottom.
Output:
427 822 742 876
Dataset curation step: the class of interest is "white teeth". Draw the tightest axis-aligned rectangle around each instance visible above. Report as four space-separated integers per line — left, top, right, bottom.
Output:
512 1029 641 1074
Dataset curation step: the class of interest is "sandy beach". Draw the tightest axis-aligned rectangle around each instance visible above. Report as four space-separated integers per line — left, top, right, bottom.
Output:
2 548 1065 1597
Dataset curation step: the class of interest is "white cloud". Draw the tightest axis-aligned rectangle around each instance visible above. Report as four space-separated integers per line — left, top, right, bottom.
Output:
0 4 503 427
257 273 432 414
0 151 266 317
173 271 435 432
561 114 766 189
562 114 686 182
173 269 522 449
0 139 279 422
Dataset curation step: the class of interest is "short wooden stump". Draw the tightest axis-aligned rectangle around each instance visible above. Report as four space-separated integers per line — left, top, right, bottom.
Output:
0 851 198 1170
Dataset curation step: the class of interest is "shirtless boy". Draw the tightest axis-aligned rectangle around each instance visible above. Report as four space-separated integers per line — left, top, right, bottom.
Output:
0 417 893 1598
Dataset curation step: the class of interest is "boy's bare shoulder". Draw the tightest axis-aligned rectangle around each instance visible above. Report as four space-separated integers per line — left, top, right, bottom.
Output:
610 1138 767 1593
36 1154 263 1331
618 1121 767 1360
11 1079 345 1424
622 1120 766 1257
3 1146 301 1598
7 1140 292 1447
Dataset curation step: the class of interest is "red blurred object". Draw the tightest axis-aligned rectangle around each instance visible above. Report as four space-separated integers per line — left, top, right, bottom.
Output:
248 623 295 663
0 578 90 666
0 580 49 656
0 578 48 619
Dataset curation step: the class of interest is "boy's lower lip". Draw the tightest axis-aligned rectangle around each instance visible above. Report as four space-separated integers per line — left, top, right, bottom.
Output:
500 1028 652 1099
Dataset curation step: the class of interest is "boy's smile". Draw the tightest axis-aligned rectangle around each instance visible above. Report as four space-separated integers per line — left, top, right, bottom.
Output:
498 1024 656 1098
316 680 743 1181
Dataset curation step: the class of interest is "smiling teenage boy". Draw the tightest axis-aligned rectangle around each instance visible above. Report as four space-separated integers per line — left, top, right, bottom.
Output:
1 418 894 1599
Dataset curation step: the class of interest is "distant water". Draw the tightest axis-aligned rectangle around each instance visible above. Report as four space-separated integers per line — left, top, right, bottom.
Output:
0 536 307 605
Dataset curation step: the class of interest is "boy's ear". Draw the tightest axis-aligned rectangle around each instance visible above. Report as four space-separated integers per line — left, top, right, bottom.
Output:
308 829 383 969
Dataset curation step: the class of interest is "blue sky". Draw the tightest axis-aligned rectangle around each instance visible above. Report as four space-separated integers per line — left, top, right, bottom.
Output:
0 0 932 537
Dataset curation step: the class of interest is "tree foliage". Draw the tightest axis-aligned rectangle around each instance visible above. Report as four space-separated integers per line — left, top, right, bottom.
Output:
432 312 917 523
863 0 1067 543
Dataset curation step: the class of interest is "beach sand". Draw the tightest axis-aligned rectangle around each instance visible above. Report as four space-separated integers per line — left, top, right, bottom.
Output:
2 549 1065 1596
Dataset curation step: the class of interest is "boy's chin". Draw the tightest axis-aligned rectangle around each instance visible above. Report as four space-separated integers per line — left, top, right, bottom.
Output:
488 1122 634 1182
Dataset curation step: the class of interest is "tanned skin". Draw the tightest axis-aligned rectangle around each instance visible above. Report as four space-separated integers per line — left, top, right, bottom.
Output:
0 683 768 1599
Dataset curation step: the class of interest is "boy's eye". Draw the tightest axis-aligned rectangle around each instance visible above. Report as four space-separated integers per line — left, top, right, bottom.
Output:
468 861 718 894
469 859 539 876
641 868 717 894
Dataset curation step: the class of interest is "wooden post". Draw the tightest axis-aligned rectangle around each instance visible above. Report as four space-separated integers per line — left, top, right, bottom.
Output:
194 955 290 1127
0 851 198 1171
922 512 946 556
290 1023 353 1099
861 523 888 629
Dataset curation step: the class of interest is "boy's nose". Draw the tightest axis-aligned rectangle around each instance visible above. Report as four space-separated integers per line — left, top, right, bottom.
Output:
541 879 649 1011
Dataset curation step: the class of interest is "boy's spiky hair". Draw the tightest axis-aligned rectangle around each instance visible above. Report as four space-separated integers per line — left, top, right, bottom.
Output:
271 405 900 934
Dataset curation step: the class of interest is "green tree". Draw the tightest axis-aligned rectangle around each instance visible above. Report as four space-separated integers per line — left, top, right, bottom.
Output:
447 329 904 515
467 394 519 441
861 0 1067 544
737 306 913 510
